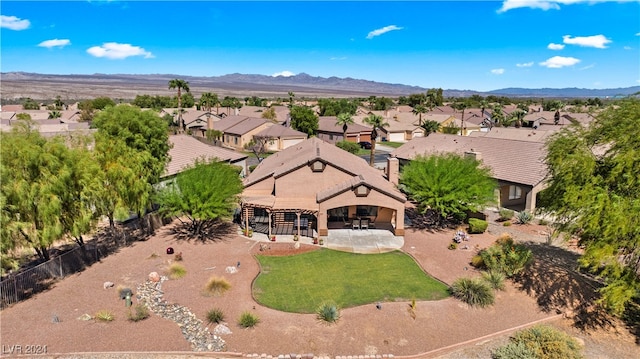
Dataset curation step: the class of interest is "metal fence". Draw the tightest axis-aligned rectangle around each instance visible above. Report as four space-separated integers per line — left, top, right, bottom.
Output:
0 244 103 309
0 213 171 310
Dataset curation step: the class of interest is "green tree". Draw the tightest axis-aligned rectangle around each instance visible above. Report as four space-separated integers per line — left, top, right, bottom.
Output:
451 100 468 135
1 123 69 261
261 107 277 121
542 99 640 316
412 104 428 126
290 105 318 136
335 112 354 140
92 97 116 110
168 79 190 131
15 113 31 120
48 110 62 119
400 153 496 224
420 120 440 136
199 92 218 113
363 114 389 167
22 98 40 110
288 91 295 109
155 160 243 241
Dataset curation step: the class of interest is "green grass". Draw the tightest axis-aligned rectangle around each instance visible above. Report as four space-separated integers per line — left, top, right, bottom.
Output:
379 141 405 148
254 249 449 313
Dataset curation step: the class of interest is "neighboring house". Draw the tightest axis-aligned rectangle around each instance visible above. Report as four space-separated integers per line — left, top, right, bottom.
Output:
469 127 555 143
252 124 308 151
241 137 406 239
164 134 248 179
316 116 372 144
390 133 547 212
214 115 273 150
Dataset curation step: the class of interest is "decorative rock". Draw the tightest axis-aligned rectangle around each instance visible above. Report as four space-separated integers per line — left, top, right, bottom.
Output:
293 242 300 249
213 324 232 335
148 272 160 282
77 313 93 321
225 266 238 274
103 281 114 289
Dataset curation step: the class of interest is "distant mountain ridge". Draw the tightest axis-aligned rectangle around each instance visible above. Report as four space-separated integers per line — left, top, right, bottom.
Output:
1 71 638 99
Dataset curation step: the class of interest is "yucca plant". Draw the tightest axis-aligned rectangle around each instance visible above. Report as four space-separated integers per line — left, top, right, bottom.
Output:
203 276 231 297
316 301 341 324
517 211 533 224
238 311 260 328
206 308 225 324
95 309 115 322
450 277 495 308
167 263 187 279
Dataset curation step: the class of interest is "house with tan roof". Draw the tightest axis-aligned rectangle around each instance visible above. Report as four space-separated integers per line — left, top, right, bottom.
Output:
390 133 547 212
164 134 248 179
252 124 308 151
241 137 406 239
213 115 273 150
316 116 372 144
469 127 555 143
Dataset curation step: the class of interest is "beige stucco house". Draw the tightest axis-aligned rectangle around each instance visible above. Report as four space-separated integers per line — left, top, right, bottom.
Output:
241 137 406 239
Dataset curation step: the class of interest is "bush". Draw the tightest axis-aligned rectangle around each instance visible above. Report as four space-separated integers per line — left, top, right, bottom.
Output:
498 208 514 221
503 221 512 227
95 309 115 322
203 276 231 297
482 270 506 290
479 240 533 277
468 218 488 234
206 308 225 324
335 140 360 154
517 211 533 224
450 277 495 308
449 242 458 250
238 311 260 328
127 304 150 322
316 301 341 324
167 263 187 279
470 254 484 268
538 218 549 226
507 325 584 359
492 341 536 359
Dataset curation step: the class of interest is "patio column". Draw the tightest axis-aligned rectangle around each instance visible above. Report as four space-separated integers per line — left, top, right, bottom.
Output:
296 212 301 237
244 206 249 231
267 210 272 237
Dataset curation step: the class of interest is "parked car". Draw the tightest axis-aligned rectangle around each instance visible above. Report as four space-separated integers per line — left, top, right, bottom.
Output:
358 141 372 149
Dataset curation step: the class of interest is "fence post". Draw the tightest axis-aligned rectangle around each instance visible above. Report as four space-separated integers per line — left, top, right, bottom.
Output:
59 255 63 278
13 276 18 304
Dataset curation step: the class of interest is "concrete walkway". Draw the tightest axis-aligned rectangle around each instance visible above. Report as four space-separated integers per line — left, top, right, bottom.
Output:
247 229 404 254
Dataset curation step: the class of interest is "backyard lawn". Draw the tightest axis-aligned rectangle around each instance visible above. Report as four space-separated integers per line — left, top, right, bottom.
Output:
254 249 449 313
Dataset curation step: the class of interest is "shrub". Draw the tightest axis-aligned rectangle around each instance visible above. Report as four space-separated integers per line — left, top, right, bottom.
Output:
503 221 512 227
448 242 458 250
450 277 495 308
174 252 183 261
127 304 150 322
316 301 341 324
470 254 484 268
508 325 583 359
206 308 225 324
238 311 260 328
517 211 533 224
498 208 514 222
479 240 533 277
492 341 536 359
468 218 488 234
482 270 506 290
335 140 360 154
495 233 514 246
538 218 549 226
95 309 115 322
167 263 187 279
203 276 231 297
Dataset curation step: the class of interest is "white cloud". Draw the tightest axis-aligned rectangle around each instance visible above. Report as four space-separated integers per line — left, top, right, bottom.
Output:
516 62 534 67
635 32 640 36
579 64 595 70
491 68 505 75
330 56 347 61
563 34 611 48
1 15 30 30
497 0 612 13
547 43 565 50
272 71 295 77
624 46 633 50
539 56 581 68
38 39 70 49
86 42 153 59
366 25 403 39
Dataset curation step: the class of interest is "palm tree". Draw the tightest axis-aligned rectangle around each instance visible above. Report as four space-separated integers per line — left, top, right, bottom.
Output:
168 79 190 132
420 120 440 136
335 112 354 140
451 100 468 136
363 114 389 167
48 110 62 119
288 91 295 109
412 104 428 126
200 92 218 113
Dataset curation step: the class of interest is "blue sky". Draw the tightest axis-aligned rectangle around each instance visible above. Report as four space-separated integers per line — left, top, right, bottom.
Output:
1 0 639 92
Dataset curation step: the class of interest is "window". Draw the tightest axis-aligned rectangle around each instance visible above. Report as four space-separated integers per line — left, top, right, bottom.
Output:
508 185 522 200
254 208 268 217
311 160 325 172
284 212 297 222
329 134 334 140
355 185 369 197
356 206 377 217
234 137 238 145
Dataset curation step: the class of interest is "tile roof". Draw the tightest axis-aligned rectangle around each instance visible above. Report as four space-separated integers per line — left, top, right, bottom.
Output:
223 117 270 135
254 124 307 138
317 116 371 133
469 127 555 143
244 137 405 202
165 135 247 177
391 133 547 186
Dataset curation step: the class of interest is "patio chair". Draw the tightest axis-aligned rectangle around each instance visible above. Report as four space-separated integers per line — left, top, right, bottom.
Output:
360 218 369 230
351 218 360 230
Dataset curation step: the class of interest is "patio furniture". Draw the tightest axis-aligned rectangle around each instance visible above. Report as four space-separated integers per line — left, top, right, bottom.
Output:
360 218 369 230
352 219 360 230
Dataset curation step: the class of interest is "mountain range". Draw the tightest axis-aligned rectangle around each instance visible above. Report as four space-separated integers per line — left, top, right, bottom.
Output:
1 71 638 100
